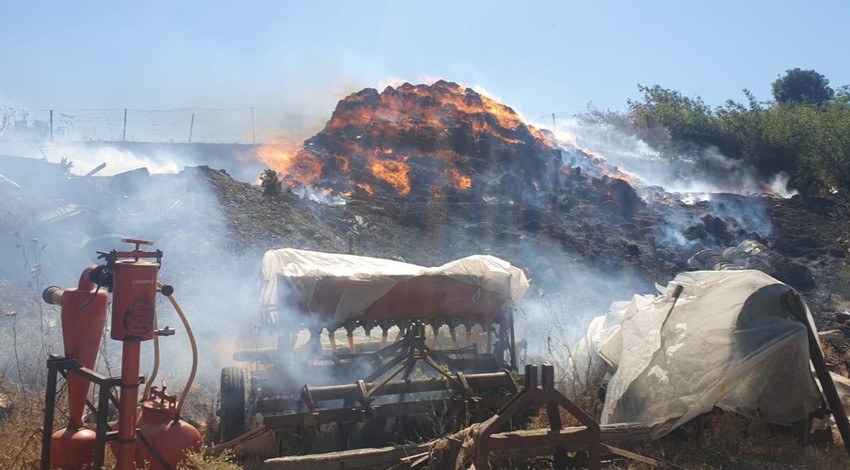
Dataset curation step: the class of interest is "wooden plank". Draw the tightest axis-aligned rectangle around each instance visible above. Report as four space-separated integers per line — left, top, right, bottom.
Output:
485 427 592 450
603 444 665 467
260 423 653 469
263 443 429 470
494 423 652 459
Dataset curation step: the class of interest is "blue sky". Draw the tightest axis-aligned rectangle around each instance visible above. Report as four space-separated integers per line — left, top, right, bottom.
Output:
3 0 848 121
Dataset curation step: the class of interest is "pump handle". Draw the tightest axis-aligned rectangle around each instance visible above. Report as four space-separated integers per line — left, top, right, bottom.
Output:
122 238 153 246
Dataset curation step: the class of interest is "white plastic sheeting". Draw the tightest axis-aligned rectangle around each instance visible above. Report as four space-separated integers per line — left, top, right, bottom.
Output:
572 270 823 438
260 248 530 323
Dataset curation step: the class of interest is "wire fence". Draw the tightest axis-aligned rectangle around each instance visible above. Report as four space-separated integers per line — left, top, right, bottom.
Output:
0 107 328 144
0 107 582 145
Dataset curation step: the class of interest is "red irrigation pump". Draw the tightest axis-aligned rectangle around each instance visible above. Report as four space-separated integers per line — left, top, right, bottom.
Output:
40 239 201 470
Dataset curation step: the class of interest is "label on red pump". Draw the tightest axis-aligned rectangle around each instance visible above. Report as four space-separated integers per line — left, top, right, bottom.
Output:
112 261 158 341
124 294 154 337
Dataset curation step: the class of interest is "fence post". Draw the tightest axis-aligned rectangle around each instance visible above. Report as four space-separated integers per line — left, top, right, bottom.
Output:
251 107 256 144
122 108 128 141
49 110 53 141
189 113 195 143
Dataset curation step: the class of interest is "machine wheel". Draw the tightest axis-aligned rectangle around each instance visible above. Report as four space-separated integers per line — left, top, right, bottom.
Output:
220 366 246 442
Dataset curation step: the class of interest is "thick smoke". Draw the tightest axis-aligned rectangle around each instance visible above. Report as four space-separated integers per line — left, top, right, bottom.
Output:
511 238 650 364
1 140 269 182
542 119 778 253
0 148 264 399
551 119 798 198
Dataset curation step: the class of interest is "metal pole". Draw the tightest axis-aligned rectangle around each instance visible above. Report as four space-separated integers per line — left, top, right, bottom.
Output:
122 109 128 142
508 310 517 371
116 341 141 470
49 110 53 141
93 380 112 470
786 290 850 457
251 107 256 144
40 358 59 470
552 112 556 132
188 113 195 143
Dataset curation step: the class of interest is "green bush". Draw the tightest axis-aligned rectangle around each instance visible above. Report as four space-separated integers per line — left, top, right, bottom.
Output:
581 71 850 197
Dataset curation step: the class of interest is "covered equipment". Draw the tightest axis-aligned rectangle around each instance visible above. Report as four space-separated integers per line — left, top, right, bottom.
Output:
571 270 823 438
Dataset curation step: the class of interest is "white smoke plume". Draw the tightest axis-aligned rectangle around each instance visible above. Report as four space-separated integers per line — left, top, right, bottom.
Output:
549 118 798 199
0 147 265 396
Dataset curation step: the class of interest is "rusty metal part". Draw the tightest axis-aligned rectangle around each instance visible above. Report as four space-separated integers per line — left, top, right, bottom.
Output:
41 355 126 470
256 371 516 413
472 364 601 470
262 423 654 469
260 395 512 429
252 324 519 434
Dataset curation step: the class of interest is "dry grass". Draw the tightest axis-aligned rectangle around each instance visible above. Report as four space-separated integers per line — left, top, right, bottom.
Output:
523 406 850 469
0 391 248 470
620 410 850 470
178 448 243 470
0 383 53 470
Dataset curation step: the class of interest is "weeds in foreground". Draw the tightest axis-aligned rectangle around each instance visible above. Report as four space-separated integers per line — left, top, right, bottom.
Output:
178 448 243 470
0 381 54 470
624 410 850 470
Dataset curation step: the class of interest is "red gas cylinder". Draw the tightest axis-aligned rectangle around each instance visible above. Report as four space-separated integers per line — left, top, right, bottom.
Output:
50 425 97 470
134 398 202 470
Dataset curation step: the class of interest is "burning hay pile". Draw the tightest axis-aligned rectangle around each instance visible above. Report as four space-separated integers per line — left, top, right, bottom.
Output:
256 80 634 204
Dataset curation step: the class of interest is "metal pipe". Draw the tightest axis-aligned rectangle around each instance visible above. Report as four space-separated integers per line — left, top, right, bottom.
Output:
40 360 59 470
302 371 514 403
42 266 99 305
116 341 141 470
508 311 517 371
94 379 113 470
42 286 65 306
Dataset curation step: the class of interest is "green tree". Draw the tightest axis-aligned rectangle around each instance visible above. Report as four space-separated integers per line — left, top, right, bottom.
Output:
771 68 834 105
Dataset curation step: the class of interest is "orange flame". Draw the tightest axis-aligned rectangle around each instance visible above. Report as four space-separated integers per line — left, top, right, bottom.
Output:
445 168 472 190
579 148 642 186
257 144 323 186
252 81 561 197
328 81 554 151
357 183 374 195
369 157 410 195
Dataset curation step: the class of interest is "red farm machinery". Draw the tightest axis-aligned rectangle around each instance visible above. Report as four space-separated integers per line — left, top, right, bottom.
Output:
218 249 530 453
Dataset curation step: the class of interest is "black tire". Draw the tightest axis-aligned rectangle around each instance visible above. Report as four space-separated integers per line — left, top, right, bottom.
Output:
220 366 246 442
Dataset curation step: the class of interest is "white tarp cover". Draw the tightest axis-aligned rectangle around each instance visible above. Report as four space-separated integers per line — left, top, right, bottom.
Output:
260 248 530 323
577 270 822 438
